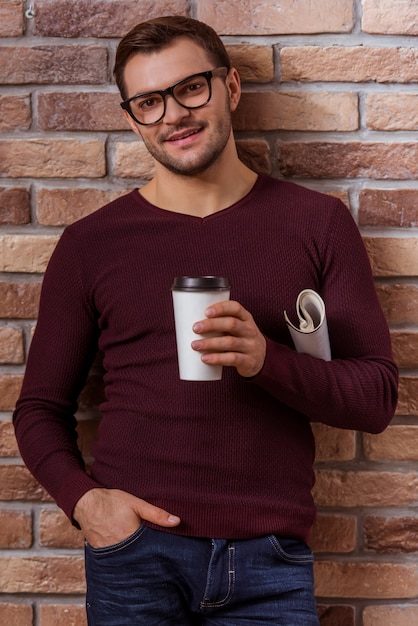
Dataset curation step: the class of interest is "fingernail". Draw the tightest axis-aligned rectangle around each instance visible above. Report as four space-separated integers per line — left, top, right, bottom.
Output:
193 322 203 332
168 515 180 524
205 307 215 317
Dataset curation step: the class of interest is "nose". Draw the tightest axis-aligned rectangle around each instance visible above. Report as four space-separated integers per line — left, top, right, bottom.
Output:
162 94 190 124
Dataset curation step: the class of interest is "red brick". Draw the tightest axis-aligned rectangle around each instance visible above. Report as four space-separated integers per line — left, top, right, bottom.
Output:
37 188 128 226
0 421 20 456
277 142 418 179
397 377 418 416
362 0 418 35
312 423 356 461
0 509 32 548
281 46 418 83
359 189 418 228
313 470 418 507
226 45 274 82
0 603 33 626
364 238 418 277
317 605 355 626
364 426 418 462
363 605 418 626
0 375 23 410
0 139 105 178
39 508 84 549
198 0 354 34
0 1 24 37
0 187 30 225
364 515 418 553
0 94 30 131
366 94 418 131
0 235 60 273
233 92 358 132
34 0 188 37
0 46 107 84
0 282 42 319
377 284 418 325
391 331 418 368
39 604 87 626
38 92 129 131
310 514 356 553
0 556 85 593
0 465 50 501
0 325 24 364
236 140 271 175
324 190 350 208
315 561 418 598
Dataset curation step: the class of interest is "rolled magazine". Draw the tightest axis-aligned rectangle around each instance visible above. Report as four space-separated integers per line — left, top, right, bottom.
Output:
284 289 331 361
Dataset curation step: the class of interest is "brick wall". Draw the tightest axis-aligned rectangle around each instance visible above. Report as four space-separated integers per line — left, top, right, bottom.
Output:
0 1 417 624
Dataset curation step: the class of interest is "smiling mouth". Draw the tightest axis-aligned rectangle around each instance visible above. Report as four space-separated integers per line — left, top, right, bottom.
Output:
166 128 202 142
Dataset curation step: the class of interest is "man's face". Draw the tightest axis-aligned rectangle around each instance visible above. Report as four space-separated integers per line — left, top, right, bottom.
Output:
121 38 239 177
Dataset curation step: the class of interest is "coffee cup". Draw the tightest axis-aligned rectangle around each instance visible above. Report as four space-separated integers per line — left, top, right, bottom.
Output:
171 276 231 381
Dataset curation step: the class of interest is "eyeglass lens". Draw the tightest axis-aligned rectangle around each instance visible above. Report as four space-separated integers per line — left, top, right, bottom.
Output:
128 73 211 125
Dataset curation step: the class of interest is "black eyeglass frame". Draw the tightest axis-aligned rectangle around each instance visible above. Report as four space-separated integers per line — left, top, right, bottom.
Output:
120 66 228 126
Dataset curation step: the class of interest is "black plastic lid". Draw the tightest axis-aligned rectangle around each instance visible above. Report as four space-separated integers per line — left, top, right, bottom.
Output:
172 276 230 291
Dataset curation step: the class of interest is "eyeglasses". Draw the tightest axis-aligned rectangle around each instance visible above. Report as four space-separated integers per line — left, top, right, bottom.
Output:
120 67 228 126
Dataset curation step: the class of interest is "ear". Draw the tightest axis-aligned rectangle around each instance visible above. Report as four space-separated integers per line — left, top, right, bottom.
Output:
122 109 143 139
225 67 241 113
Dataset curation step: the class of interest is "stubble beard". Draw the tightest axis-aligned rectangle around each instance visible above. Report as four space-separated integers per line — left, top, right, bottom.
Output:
141 102 233 177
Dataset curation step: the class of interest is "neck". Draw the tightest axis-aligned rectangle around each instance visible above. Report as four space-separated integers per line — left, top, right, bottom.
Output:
139 145 258 218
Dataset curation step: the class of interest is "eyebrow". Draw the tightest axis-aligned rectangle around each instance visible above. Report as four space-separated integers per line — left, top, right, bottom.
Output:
129 71 210 100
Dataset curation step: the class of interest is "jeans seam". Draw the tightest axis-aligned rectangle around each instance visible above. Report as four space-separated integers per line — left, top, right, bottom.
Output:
200 541 235 609
268 535 314 564
85 525 146 555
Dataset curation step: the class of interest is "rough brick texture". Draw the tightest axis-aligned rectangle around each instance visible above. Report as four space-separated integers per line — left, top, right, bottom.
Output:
0 1 23 37
0 603 33 626
0 510 32 548
362 0 418 35
359 189 418 228
0 187 30 225
0 46 108 84
0 94 31 131
363 606 418 626
34 0 188 37
1 1 416 624
197 0 354 34
314 562 418 598
39 604 87 626
281 47 418 83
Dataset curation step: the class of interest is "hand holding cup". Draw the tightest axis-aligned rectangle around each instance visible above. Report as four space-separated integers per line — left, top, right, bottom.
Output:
171 276 231 381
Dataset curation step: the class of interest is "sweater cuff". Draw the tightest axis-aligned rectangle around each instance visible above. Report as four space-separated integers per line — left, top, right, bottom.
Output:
55 469 104 527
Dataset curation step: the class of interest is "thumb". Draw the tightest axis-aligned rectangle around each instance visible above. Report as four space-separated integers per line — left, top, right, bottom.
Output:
133 496 181 528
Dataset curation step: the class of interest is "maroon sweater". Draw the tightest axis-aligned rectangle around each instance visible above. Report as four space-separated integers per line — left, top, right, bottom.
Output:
13 175 398 542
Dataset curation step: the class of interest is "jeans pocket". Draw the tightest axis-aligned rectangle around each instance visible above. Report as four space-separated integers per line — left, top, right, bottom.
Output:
267 535 314 564
85 525 146 556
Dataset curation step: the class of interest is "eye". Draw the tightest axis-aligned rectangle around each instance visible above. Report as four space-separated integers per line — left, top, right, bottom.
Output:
187 80 204 92
177 78 206 98
132 95 161 111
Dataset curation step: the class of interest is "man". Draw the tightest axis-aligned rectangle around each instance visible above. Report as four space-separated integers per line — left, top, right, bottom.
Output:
14 15 398 625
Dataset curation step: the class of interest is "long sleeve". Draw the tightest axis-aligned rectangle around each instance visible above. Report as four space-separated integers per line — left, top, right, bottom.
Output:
253 199 398 433
13 230 103 519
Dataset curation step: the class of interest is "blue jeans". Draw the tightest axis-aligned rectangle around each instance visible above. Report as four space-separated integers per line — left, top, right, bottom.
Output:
85 526 319 625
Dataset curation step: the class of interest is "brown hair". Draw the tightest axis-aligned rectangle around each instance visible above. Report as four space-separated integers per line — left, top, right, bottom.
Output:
114 15 231 100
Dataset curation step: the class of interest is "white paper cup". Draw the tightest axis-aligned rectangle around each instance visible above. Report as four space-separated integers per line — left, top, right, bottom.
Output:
172 276 231 381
